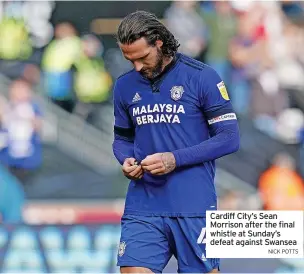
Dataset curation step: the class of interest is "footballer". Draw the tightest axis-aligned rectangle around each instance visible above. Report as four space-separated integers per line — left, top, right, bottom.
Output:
112 11 240 273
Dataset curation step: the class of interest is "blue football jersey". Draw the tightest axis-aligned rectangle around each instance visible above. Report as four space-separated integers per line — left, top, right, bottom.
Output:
113 53 238 217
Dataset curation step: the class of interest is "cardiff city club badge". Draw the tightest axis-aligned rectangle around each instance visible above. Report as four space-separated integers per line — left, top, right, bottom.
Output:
170 86 184 101
118 241 126 257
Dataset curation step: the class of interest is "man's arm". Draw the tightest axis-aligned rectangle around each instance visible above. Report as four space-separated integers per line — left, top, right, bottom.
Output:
113 133 135 165
112 79 144 180
173 66 240 167
142 121 239 173
112 80 135 165
172 119 239 167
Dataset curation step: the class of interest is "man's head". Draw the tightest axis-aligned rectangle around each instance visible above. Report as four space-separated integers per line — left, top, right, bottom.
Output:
55 22 77 40
9 79 32 104
117 11 179 79
82 34 102 58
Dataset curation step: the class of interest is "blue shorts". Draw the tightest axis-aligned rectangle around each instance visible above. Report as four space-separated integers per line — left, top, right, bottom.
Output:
117 215 220 273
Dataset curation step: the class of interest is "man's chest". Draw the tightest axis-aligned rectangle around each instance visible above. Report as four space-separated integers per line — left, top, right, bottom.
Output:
124 81 202 127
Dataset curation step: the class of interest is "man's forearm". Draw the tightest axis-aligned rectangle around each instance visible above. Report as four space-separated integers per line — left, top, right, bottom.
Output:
172 122 240 167
112 135 135 165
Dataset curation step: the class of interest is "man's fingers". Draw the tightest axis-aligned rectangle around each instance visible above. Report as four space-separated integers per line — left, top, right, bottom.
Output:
128 165 143 177
135 169 144 179
124 166 144 180
141 157 160 166
142 163 163 172
150 167 166 175
132 169 143 178
141 159 151 166
123 164 137 173
125 158 136 166
143 163 163 171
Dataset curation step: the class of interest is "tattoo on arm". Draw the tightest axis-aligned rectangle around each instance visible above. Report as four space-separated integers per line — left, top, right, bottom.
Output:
161 152 176 174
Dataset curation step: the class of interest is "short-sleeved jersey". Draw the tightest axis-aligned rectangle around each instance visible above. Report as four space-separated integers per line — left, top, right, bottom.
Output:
113 53 236 217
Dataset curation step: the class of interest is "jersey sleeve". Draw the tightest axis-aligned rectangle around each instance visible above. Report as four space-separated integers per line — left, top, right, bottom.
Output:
112 79 135 164
199 66 237 126
172 66 240 167
113 80 135 140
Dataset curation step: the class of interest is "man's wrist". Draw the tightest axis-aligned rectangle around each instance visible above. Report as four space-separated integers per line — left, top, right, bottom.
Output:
172 151 181 168
161 152 177 173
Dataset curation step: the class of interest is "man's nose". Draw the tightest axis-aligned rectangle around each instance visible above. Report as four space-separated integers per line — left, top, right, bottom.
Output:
133 61 143 72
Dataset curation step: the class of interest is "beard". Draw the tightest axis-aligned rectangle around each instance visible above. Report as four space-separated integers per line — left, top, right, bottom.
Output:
140 48 164 79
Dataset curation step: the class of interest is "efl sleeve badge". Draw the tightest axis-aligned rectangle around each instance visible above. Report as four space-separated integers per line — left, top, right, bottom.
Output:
217 81 230 101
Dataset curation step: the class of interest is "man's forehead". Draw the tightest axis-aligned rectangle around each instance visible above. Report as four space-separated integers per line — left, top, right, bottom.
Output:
11 81 29 90
119 38 150 60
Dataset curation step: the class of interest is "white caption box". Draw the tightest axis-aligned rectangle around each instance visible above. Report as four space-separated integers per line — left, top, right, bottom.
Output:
206 211 304 259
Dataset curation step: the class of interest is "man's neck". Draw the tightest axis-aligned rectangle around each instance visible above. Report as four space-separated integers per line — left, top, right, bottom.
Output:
162 56 174 72
149 54 176 81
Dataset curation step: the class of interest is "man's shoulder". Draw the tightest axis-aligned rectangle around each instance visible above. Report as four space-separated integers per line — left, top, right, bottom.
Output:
179 54 208 72
178 54 217 84
113 69 137 99
116 68 136 84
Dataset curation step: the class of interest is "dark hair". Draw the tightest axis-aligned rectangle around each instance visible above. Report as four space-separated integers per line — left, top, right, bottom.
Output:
117 10 180 57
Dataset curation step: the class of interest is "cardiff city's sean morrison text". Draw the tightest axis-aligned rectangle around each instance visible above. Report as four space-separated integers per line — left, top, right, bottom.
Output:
209 212 278 220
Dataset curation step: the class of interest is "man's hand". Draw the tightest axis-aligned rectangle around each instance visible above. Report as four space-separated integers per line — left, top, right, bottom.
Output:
141 152 176 175
122 158 143 180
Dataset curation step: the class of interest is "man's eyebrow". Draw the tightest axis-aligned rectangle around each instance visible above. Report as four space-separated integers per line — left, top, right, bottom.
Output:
126 53 149 62
140 53 149 59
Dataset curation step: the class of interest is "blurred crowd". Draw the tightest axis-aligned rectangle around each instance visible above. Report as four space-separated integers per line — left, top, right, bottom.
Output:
0 7 113 222
0 0 304 223
42 22 112 120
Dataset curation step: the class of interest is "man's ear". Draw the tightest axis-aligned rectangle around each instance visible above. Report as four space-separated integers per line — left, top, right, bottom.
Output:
155 40 163 48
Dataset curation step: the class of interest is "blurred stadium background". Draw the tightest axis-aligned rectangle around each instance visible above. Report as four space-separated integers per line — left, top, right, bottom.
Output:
0 0 303 273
